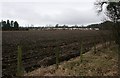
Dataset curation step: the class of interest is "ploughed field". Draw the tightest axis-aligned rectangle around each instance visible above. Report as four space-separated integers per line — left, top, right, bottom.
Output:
2 30 112 77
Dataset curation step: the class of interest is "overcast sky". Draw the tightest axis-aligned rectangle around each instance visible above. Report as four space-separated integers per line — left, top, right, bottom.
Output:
0 0 106 27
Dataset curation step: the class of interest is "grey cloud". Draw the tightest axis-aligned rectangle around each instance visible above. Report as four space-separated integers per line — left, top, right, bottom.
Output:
1 0 103 26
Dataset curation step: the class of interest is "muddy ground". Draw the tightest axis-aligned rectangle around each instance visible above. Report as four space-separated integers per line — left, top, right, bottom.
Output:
2 30 112 77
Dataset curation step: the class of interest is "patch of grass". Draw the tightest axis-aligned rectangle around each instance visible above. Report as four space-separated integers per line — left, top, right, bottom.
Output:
63 60 80 70
25 44 118 76
59 45 118 76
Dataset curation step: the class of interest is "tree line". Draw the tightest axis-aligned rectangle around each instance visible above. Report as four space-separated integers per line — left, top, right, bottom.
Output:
87 21 118 30
55 24 81 28
0 20 19 30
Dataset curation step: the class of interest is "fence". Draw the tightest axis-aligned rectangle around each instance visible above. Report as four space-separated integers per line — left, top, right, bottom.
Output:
16 35 114 75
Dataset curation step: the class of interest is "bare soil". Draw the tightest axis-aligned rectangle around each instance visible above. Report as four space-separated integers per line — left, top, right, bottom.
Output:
2 30 112 77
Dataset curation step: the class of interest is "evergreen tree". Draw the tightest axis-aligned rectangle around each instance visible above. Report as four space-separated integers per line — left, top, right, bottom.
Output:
10 21 14 27
55 24 59 28
6 20 11 29
2 21 7 30
14 21 19 30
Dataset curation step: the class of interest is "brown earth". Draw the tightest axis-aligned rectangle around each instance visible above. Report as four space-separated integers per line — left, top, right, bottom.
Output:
2 30 112 77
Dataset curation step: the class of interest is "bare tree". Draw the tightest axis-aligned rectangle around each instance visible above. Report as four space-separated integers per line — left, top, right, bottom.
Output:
94 0 120 51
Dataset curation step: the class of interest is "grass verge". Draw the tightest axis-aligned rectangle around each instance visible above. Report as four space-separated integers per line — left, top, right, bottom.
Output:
24 44 118 76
